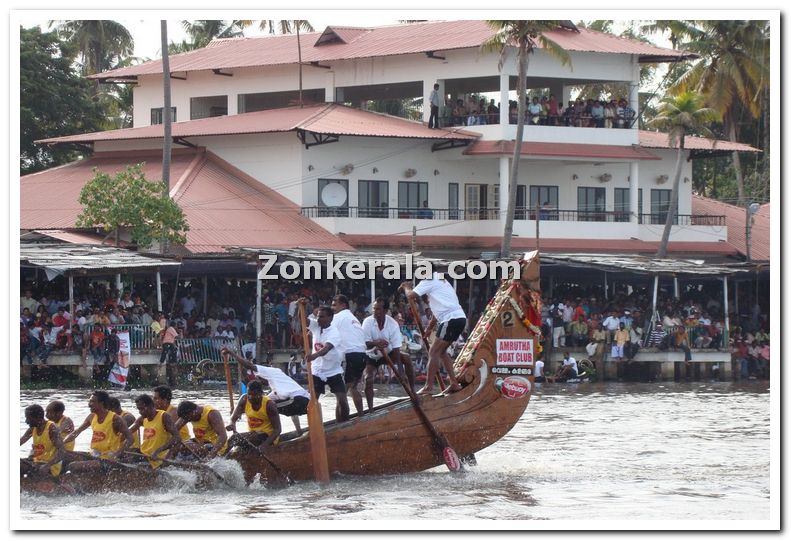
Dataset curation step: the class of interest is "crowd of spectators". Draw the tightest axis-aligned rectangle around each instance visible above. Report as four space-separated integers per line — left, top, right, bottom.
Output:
443 94 636 129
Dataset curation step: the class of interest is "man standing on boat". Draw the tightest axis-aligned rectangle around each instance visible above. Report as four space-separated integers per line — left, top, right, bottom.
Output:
330 294 369 417
128 394 181 468
305 303 350 422
362 297 414 410
63 390 135 471
223 347 310 435
226 380 282 451
20 404 66 480
401 274 464 395
174 401 229 458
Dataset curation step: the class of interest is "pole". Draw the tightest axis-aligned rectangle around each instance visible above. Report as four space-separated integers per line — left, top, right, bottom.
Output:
535 202 540 253
156 271 162 312
723 276 730 345
68 274 74 322
604 272 609 300
673 275 679 299
412 226 417 253
256 262 263 363
370 277 375 308
734 280 739 316
116 274 122 298
651 274 659 318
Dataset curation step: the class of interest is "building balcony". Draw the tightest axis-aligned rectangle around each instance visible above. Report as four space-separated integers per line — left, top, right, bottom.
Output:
302 207 728 243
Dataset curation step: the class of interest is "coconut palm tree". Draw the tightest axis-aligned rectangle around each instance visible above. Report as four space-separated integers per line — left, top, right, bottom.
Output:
50 20 134 75
647 92 719 258
180 20 251 50
482 21 575 257
259 20 314 35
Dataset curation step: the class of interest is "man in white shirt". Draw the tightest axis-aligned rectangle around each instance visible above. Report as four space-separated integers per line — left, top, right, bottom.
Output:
602 310 622 343
401 274 465 395
224 348 311 435
329 294 368 416
551 351 578 382
534 358 545 383
305 304 349 422
362 298 415 412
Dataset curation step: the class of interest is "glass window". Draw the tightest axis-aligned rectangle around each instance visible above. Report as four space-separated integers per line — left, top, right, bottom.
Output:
449 183 459 219
318 179 349 217
651 189 675 225
515 185 527 220
190 95 228 120
577 187 607 221
614 188 643 223
529 185 559 220
398 181 428 218
359 180 389 218
150 107 177 125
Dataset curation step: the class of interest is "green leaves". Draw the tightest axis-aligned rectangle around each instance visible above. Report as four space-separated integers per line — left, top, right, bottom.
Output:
76 164 189 249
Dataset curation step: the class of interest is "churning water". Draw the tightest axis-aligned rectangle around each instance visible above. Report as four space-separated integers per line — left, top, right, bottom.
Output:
15 381 771 527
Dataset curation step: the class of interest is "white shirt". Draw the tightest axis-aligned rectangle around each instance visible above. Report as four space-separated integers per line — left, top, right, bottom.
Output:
253 364 310 400
562 356 578 375
413 275 466 324
307 315 343 380
362 314 402 354
603 316 621 331
331 309 367 354
241 342 256 360
535 360 544 378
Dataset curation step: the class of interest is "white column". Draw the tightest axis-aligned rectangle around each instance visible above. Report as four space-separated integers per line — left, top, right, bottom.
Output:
673 276 679 299
156 271 162 312
422 79 434 124
227 93 238 115
370 278 375 306
562 86 572 112
116 274 122 297
499 72 509 126
256 270 262 361
723 276 730 343
68 275 74 321
499 156 509 229
629 57 640 126
630 161 640 224
604 272 609 299
651 274 659 317
325 71 336 103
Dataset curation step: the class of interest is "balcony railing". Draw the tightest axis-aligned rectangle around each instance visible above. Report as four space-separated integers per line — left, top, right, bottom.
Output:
302 206 725 225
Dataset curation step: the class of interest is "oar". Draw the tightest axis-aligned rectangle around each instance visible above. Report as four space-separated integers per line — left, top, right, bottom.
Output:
65 450 144 471
222 350 235 413
380 348 462 472
230 428 293 486
298 301 330 484
406 295 446 391
125 451 232 487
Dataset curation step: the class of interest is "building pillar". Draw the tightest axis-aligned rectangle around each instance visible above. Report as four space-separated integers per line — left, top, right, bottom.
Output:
499 156 510 229
674 275 680 299
227 93 238 115
326 71 336 103
629 58 640 126
630 161 640 224
499 72 510 126
203 276 208 314
68 274 75 322
723 276 730 345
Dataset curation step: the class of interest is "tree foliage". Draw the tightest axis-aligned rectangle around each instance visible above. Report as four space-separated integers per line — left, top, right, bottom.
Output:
50 20 134 76
76 164 189 249
20 26 105 175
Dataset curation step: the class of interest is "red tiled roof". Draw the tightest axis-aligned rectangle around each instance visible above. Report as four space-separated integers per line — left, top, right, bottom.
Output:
692 195 770 261
639 131 762 153
92 21 693 80
20 149 353 254
340 233 738 256
36 103 479 145
463 140 659 160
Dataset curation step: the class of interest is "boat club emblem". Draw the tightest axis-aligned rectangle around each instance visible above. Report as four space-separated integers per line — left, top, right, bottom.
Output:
495 338 534 366
495 376 530 399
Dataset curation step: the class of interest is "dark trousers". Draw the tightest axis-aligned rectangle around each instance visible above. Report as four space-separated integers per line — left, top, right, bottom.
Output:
429 105 439 128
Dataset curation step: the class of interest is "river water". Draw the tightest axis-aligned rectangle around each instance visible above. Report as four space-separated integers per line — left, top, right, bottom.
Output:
14 381 774 528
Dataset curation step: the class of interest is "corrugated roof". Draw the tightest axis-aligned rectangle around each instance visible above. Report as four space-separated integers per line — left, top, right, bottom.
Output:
20 149 354 255
27 229 123 246
92 21 694 80
36 103 479 145
463 140 660 160
541 253 754 276
692 195 770 262
639 131 762 153
20 243 180 276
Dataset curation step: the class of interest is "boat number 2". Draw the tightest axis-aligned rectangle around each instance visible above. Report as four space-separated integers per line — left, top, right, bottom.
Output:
501 311 514 327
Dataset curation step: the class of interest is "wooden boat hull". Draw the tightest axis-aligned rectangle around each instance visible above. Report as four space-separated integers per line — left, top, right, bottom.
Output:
21 464 161 495
231 252 542 482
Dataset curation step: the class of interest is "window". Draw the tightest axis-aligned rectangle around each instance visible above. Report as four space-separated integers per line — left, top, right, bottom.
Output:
614 188 643 223
577 187 606 221
515 185 527 220
651 189 675 225
464 184 497 220
449 183 459 219
238 89 326 113
150 107 177 125
398 181 428 218
529 185 559 220
318 179 349 217
190 95 228 120
359 180 389 218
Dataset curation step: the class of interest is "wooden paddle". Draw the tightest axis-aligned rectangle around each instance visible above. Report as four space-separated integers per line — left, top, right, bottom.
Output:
229 428 294 486
380 348 462 472
222 350 235 413
406 295 446 391
298 301 330 484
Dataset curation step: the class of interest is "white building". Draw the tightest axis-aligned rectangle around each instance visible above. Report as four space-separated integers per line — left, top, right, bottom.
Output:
27 20 760 258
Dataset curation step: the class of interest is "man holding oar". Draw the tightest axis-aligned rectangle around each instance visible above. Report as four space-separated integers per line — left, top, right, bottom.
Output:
401 274 465 395
223 347 310 435
153 385 192 456
45 400 75 452
225 380 281 451
63 390 135 471
127 394 181 468
174 401 228 458
20 404 67 480
303 301 350 422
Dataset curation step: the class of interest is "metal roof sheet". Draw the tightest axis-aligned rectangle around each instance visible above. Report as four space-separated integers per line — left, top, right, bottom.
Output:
36 104 479 145
92 21 694 80
692 195 770 262
19 242 180 276
463 140 660 160
540 252 755 276
638 130 762 152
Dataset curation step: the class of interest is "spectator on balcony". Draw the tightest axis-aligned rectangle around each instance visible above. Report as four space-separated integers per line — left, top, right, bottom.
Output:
547 94 560 126
120 292 134 309
673 326 692 365
466 96 480 126
509 101 518 124
428 83 440 129
417 201 433 219
590 100 605 128
487 99 499 124
452 99 466 126
562 101 576 126
478 98 488 125
21 289 40 314
527 97 543 125
602 310 621 343
604 99 616 128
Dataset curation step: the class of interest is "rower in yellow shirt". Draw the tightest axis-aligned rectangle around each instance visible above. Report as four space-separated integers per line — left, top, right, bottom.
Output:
226 380 281 451
63 390 134 472
174 401 228 458
45 400 75 452
20 404 66 479
108 396 141 451
128 394 181 468
153 385 191 456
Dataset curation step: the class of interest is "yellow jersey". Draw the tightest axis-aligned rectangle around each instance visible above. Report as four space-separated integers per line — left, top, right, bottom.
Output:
244 396 276 435
121 409 141 449
54 417 75 452
190 405 228 455
167 405 191 442
90 411 123 458
141 410 171 469
31 421 62 477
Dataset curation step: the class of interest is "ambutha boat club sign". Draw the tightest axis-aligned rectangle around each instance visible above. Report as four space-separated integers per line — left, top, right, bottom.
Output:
495 339 534 366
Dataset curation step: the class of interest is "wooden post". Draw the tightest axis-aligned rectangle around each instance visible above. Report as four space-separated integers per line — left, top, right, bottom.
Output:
156 271 162 312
